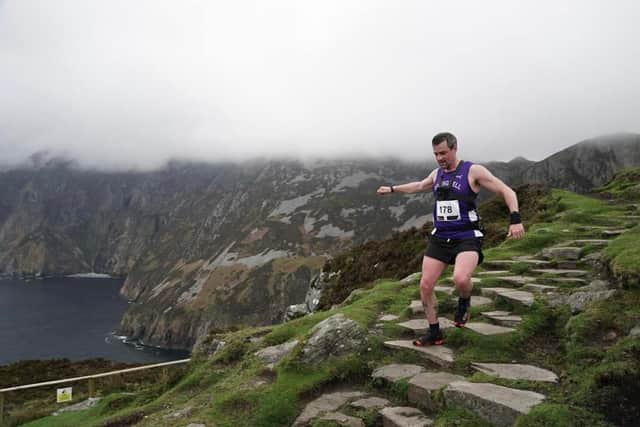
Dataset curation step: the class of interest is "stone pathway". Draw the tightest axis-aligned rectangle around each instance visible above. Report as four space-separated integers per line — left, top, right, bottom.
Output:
293 226 631 427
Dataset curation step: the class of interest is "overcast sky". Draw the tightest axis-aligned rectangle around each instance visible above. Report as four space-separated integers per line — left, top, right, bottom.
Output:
1 1 639 169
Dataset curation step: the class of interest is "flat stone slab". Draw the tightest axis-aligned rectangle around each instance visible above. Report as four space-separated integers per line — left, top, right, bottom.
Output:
397 318 455 335
481 311 522 327
565 239 609 246
547 277 588 285
434 286 455 295
541 246 582 260
408 372 465 410
444 381 545 427
372 364 425 383
380 406 433 427
531 268 589 277
293 391 366 426
379 314 400 322
493 275 537 285
402 272 422 283
471 363 558 382
384 340 454 367
410 300 424 314
350 396 392 410
320 412 365 427
464 322 516 335
451 295 493 307
601 229 626 237
523 283 558 293
481 287 534 306
476 270 510 275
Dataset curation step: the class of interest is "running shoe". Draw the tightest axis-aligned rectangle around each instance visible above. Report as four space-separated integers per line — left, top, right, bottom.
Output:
412 329 444 346
454 298 471 327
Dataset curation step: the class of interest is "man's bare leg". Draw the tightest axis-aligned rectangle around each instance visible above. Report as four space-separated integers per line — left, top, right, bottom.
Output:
452 251 479 296
420 256 448 324
452 251 479 326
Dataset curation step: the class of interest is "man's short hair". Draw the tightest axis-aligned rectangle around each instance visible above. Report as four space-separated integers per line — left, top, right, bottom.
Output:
432 132 457 149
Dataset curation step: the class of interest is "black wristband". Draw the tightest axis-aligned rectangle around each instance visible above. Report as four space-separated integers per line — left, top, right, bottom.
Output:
390 185 394 193
510 211 522 225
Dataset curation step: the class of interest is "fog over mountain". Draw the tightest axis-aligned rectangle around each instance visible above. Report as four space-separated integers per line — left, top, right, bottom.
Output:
1 1 639 170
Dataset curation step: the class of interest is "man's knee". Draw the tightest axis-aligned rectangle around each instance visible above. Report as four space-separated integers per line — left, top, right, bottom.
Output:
452 271 472 288
420 277 436 294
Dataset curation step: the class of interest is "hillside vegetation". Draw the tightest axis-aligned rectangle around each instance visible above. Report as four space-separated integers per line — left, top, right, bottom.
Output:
5 169 640 427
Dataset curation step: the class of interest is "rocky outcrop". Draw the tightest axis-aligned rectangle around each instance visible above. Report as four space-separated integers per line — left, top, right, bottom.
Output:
300 314 367 365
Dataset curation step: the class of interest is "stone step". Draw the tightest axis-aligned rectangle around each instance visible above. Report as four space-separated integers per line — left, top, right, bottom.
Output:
380 406 433 427
471 363 558 382
350 396 392 410
408 372 465 411
562 239 609 247
384 340 454 367
541 246 582 260
372 364 425 384
397 318 455 335
546 277 588 286
443 381 545 427
434 285 455 295
378 314 400 322
492 275 537 285
464 322 516 335
293 391 366 426
481 287 534 306
530 268 589 277
476 270 511 276
522 283 558 293
483 259 551 269
319 412 365 427
480 311 522 327
601 229 627 237
454 295 493 307
410 300 424 315
401 272 422 283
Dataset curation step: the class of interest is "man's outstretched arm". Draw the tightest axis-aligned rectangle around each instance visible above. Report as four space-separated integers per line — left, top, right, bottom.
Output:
472 165 525 239
377 169 437 195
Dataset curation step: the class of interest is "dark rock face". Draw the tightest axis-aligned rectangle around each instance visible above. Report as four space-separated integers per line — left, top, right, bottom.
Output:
1 133 639 349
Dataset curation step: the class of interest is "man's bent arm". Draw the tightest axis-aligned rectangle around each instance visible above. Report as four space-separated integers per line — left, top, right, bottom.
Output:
377 169 437 195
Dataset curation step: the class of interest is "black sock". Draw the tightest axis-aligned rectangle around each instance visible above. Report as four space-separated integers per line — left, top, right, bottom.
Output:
429 322 440 333
458 296 471 307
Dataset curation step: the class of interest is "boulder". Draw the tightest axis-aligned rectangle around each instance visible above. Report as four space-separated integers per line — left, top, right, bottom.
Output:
254 340 299 370
284 304 309 322
300 314 367 365
408 372 465 411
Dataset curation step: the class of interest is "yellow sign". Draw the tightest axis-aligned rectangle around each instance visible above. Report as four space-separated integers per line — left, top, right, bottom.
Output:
57 387 72 403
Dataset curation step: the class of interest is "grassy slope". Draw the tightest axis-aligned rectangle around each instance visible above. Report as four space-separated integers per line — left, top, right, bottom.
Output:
13 170 640 427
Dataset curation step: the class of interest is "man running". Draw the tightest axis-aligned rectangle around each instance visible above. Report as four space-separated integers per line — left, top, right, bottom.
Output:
377 132 525 346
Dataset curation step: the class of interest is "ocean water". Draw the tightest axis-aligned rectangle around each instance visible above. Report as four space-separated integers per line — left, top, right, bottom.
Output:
0 277 189 366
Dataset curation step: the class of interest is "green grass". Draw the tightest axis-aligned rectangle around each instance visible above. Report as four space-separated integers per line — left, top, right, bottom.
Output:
603 225 640 288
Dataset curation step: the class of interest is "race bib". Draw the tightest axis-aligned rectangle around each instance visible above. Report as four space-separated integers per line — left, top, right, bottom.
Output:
436 200 461 221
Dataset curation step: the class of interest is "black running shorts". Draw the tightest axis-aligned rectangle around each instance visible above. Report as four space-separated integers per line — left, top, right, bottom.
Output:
425 236 484 265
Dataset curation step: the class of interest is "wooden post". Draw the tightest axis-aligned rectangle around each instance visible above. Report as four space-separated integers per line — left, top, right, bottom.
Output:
88 378 96 398
0 392 5 425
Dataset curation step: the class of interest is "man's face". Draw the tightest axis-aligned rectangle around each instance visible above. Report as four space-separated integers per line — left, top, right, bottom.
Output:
433 141 457 170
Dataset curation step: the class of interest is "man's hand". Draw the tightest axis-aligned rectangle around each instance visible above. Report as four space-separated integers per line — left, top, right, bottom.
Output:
507 223 525 239
377 186 393 195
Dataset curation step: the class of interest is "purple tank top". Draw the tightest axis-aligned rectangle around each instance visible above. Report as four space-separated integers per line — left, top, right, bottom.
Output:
432 161 483 240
